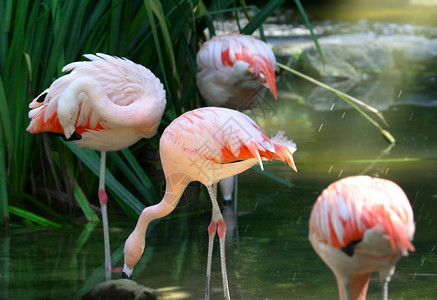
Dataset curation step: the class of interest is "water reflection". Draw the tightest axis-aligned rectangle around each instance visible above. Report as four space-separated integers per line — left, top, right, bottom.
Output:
2 38 437 300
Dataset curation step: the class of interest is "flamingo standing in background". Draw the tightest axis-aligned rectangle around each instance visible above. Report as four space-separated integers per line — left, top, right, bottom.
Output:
309 176 415 300
122 107 297 300
196 33 278 201
27 53 166 280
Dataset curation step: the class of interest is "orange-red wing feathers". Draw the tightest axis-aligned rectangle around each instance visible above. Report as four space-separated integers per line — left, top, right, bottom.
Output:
27 101 104 135
311 176 415 254
164 107 297 171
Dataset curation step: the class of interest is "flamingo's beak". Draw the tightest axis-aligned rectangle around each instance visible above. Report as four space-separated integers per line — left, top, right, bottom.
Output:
248 62 277 100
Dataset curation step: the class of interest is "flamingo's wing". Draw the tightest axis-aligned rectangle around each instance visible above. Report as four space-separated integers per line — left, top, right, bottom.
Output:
27 72 92 135
310 176 415 254
27 53 155 135
168 107 296 170
196 33 277 100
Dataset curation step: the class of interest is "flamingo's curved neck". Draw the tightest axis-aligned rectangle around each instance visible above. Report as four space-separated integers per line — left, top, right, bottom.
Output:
64 77 152 128
133 175 190 237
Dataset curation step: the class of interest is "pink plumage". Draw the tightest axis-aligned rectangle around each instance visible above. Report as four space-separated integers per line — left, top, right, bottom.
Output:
27 53 166 151
123 107 297 299
27 53 166 280
160 107 296 176
196 33 277 110
309 175 415 300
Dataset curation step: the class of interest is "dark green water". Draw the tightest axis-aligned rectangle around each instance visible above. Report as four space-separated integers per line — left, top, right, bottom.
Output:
1 76 437 299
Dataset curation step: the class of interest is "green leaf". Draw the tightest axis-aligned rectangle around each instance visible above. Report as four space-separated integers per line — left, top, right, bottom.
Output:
0 129 8 225
294 0 325 65
63 142 145 215
73 180 99 223
9 205 63 228
277 62 395 144
252 165 295 188
122 148 156 204
241 0 285 36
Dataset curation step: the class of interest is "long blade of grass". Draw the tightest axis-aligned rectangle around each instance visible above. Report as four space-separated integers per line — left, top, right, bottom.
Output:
297 156 437 165
0 132 8 226
241 0 285 35
277 62 395 143
8 205 63 228
294 0 325 66
8 192 74 226
252 165 295 188
108 151 156 205
73 180 99 223
143 0 171 99
0 0 12 70
121 148 156 203
63 142 145 215
150 0 179 82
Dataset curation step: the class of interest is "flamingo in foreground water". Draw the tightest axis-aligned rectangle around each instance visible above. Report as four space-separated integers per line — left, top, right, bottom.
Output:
196 33 278 201
122 107 297 299
27 53 166 280
309 176 415 300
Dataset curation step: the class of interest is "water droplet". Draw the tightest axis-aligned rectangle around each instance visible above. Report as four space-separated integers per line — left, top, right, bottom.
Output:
421 256 426 266
330 103 335 111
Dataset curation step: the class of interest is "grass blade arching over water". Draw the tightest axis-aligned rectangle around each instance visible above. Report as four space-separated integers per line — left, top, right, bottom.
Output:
277 62 396 144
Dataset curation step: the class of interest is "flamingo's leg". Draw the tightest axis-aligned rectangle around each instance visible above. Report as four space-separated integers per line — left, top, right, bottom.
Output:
205 185 216 300
207 184 231 300
99 151 111 280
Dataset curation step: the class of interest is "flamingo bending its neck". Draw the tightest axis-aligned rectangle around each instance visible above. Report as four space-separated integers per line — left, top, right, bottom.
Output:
122 107 297 300
27 53 166 280
197 33 278 202
309 175 415 300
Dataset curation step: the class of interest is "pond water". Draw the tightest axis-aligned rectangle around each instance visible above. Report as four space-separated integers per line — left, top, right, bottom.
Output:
2 73 437 300
2 23 437 300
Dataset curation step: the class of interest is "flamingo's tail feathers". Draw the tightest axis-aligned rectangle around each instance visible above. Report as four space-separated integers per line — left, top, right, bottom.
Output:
29 90 49 109
270 131 297 171
247 141 264 170
27 106 45 133
27 104 63 135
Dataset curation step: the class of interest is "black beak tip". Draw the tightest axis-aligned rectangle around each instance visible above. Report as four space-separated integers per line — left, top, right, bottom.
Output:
121 272 132 280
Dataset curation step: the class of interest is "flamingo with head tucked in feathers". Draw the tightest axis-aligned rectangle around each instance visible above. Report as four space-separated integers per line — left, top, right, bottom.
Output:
196 33 278 201
196 33 277 111
122 107 297 300
27 53 166 280
309 175 415 300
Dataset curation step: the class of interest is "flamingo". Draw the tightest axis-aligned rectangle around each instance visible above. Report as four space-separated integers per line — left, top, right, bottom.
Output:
196 33 278 202
122 107 297 300
196 33 277 110
309 176 415 300
27 53 166 280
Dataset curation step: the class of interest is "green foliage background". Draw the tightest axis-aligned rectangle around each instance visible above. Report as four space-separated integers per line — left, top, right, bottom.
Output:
0 0 285 228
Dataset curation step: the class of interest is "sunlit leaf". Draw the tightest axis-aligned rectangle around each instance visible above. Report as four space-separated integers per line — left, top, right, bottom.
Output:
9 205 63 228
